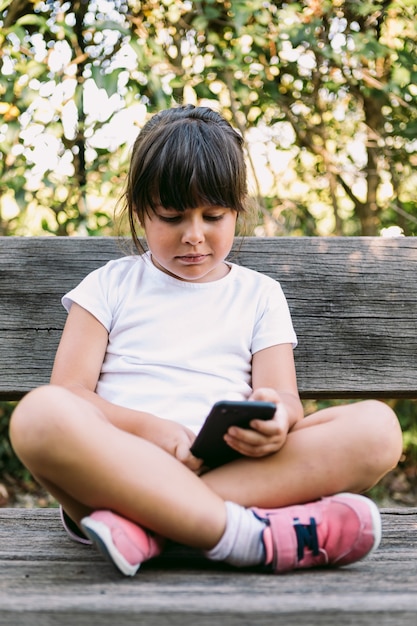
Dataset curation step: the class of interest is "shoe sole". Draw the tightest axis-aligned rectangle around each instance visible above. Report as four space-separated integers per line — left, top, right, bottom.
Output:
81 517 140 577
336 492 382 558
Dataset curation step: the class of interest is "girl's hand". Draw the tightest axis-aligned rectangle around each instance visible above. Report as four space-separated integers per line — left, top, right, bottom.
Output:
138 415 203 473
223 388 290 459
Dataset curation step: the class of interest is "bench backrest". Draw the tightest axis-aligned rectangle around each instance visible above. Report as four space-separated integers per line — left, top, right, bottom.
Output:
1 236 417 400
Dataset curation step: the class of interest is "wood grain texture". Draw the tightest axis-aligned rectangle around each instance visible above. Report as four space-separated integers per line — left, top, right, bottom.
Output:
1 236 417 398
0 507 416 625
1 237 417 622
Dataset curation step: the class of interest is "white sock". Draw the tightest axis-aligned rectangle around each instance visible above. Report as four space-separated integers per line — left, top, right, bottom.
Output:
204 501 267 567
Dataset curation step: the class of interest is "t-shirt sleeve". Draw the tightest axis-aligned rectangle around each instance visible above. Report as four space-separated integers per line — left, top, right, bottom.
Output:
61 262 115 332
251 278 297 354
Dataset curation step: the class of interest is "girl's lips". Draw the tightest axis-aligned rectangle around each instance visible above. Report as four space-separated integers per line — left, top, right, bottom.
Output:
177 254 208 263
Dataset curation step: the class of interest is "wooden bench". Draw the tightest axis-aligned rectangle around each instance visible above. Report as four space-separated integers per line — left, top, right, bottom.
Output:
1 235 417 625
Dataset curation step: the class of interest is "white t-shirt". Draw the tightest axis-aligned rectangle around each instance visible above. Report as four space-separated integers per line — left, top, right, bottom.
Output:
62 251 297 433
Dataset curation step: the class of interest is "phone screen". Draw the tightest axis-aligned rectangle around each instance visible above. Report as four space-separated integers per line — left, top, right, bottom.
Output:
190 400 276 468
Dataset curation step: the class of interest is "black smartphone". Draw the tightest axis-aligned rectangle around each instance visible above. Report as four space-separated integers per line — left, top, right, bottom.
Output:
190 400 276 469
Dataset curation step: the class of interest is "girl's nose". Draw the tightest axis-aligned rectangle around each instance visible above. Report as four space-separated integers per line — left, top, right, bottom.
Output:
182 216 205 245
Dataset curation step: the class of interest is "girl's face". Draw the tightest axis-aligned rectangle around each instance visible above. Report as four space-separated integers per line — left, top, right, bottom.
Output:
142 205 238 283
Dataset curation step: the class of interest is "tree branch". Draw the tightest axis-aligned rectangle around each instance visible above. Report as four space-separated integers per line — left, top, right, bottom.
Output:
3 0 33 27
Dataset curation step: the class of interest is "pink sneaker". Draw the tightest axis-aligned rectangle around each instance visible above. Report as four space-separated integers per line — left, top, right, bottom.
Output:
81 510 164 576
252 493 381 573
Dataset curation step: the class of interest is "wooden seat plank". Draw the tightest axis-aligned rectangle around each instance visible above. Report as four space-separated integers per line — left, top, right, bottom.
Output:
0 509 416 625
1 236 417 624
1 236 417 398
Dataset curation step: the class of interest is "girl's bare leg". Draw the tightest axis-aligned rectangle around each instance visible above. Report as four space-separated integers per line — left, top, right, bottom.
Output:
10 385 226 550
202 400 403 508
10 388 402 551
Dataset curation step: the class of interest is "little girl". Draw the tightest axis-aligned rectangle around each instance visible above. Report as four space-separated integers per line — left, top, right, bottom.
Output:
10 105 402 576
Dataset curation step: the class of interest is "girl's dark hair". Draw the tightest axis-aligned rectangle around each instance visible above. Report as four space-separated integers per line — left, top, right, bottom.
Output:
123 105 248 252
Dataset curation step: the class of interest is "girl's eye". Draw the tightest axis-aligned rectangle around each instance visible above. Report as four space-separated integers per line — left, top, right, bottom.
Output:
204 214 224 221
157 214 182 223
156 212 225 223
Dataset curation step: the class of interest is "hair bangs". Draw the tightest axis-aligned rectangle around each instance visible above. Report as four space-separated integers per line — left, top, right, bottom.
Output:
145 119 246 214
125 106 249 250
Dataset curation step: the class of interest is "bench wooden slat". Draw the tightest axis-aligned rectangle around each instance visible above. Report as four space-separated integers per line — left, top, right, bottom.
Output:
1 236 417 399
0 508 416 625
1 237 417 624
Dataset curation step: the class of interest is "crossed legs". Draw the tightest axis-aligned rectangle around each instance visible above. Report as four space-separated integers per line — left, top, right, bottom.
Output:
9 385 402 551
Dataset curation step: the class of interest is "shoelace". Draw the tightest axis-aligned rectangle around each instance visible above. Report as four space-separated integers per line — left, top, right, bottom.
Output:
293 516 319 561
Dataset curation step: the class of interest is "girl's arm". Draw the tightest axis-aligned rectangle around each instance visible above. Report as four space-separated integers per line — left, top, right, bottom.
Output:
251 343 303 430
223 343 304 458
50 303 202 471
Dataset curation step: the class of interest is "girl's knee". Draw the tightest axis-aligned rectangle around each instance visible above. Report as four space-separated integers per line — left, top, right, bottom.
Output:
362 399 401 442
331 400 401 457
356 400 403 486
368 399 403 465
10 385 72 461
311 399 402 485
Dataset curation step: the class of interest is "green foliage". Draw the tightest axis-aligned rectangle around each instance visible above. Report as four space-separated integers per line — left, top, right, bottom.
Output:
0 0 417 236
391 399 417 465
0 401 29 480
